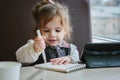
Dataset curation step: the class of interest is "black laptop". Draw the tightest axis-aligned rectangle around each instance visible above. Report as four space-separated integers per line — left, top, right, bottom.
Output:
81 43 120 68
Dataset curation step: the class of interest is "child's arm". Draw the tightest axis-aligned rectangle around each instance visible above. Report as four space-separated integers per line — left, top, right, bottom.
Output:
69 44 80 63
16 30 46 63
16 39 42 63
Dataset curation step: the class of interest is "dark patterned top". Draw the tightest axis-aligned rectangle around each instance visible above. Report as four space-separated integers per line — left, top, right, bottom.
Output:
30 41 71 66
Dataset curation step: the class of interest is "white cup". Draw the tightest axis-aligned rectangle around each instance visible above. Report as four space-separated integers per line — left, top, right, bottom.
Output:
0 61 21 80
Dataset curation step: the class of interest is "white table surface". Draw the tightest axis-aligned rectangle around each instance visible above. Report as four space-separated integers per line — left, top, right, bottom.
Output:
20 66 120 80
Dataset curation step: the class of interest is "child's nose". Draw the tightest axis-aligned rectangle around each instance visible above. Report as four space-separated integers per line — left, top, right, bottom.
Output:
50 31 56 37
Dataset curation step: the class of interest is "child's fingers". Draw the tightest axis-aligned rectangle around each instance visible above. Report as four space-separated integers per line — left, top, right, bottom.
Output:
50 58 62 65
34 36 46 53
63 61 69 64
34 36 46 41
58 59 66 65
50 58 56 62
51 58 68 65
42 36 46 40
34 38 45 48
52 59 61 65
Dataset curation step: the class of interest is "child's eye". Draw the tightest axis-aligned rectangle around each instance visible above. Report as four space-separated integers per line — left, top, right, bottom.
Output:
44 30 49 32
56 29 61 32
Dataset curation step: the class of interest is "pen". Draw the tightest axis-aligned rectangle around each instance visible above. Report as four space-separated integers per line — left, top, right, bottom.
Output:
36 29 47 63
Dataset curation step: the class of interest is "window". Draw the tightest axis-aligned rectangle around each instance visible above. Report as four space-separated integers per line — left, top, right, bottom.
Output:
89 0 120 43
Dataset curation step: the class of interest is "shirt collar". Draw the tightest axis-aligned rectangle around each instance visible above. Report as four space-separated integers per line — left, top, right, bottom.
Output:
46 40 70 48
58 40 70 48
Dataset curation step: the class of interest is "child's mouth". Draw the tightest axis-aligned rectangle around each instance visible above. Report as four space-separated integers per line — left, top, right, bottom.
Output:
48 39 57 43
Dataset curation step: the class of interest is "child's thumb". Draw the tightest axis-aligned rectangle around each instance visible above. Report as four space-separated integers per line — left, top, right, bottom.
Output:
42 36 46 40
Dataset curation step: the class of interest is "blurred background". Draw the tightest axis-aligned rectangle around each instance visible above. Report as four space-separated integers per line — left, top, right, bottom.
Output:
0 0 91 61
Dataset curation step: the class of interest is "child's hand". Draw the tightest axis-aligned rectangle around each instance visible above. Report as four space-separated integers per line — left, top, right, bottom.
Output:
34 36 46 53
50 56 72 65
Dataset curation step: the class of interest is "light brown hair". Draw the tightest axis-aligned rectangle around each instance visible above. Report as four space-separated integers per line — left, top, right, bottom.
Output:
32 0 72 42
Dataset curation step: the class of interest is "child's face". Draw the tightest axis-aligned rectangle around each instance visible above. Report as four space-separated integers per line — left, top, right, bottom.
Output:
41 16 66 46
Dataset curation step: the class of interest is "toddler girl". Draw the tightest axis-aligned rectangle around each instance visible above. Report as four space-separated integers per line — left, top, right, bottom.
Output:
16 0 80 65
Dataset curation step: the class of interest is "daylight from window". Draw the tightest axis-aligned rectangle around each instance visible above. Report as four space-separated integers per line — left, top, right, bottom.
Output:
90 0 120 43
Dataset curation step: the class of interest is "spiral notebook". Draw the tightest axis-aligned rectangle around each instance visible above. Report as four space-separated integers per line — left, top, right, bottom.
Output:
34 62 86 73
